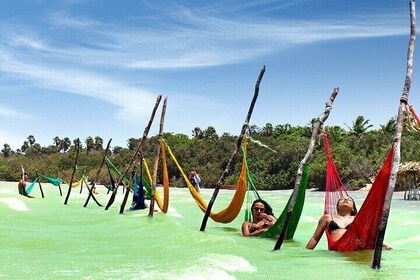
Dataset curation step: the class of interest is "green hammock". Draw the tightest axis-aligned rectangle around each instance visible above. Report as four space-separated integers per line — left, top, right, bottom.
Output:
25 178 38 194
141 176 152 200
259 164 309 239
104 157 152 199
38 174 64 187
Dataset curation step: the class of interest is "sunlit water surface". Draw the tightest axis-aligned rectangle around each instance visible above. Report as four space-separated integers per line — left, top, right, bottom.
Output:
1 182 419 279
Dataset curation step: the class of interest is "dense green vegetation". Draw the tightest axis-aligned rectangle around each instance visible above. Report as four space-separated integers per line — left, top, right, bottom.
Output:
2 116 420 191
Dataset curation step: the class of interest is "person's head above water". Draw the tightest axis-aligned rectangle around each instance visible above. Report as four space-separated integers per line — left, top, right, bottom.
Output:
251 199 274 218
336 196 358 216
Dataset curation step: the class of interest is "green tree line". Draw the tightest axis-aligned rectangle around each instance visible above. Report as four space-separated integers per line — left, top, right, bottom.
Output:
2 116 420 191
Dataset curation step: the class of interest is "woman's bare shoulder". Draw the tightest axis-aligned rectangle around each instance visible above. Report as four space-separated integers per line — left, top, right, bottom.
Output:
320 214 333 223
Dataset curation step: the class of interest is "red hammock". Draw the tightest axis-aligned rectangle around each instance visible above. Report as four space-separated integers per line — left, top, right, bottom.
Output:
323 132 393 251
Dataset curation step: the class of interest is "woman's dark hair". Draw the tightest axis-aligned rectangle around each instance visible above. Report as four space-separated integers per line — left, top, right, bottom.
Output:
336 196 358 216
251 199 274 216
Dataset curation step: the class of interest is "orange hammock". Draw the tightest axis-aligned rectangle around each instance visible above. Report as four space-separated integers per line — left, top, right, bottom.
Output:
164 138 247 223
142 139 169 213
323 132 393 251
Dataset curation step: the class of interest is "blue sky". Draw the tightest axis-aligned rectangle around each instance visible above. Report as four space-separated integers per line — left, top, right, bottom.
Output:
0 0 417 150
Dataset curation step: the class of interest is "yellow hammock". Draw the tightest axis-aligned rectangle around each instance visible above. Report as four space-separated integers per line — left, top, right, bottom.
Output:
62 176 85 188
142 139 169 213
164 137 247 223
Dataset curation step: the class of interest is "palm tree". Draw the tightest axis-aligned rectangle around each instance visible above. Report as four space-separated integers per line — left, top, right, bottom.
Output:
53 136 62 153
261 123 274 137
21 141 29 153
85 136 94 154
380 117 397 134
345 116 373 137
27 135 35 147
192 127 204 139
1 144 11 157
94 136 103 150
61 137 71 152
203 126 218 141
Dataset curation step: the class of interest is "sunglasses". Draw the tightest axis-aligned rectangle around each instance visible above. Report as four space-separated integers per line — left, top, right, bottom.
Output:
253 207 265 212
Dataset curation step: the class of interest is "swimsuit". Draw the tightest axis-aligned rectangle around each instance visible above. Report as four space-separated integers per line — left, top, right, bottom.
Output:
327 219 351 232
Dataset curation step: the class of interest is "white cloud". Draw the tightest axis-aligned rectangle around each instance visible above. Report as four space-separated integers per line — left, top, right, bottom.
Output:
1 7 408 71
0 104 31 119
0 51 157 122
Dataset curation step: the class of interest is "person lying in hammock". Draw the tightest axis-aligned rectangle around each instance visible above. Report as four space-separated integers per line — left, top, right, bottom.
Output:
306 196 391 250
242 199 277 237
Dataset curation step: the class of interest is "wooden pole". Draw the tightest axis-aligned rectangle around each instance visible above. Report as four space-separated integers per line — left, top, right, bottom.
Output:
274 87 339 250
118 165 136 214
106 95 162 211
149 97 168 217
200 65 265 231
83 138 112 207
64 138 81 205
35 169 44 198
372 0 416 269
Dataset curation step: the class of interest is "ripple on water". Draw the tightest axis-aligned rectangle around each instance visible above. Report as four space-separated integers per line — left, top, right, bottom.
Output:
0 197 29 211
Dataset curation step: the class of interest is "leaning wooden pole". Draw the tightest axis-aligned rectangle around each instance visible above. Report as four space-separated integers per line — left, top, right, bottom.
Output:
64 138 81 205
274 87 339 250
83 138 112 207
372 0 416 269
106 95 162 211
149 97 168 217
35 169 45 198
200 65 266 231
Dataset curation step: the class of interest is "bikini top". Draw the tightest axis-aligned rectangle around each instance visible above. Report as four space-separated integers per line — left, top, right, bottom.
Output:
327 219 351 232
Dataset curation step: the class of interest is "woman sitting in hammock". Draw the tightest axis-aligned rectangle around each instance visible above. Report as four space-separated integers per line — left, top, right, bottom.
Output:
306 196 392 250
18 172 35 198
306 196 356 249
242 199 277 237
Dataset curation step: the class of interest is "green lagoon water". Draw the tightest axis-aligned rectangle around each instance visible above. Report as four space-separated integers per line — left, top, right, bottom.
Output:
1 181 419 279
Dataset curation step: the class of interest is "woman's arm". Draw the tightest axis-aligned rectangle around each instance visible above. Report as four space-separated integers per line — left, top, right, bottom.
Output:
306 215 329 250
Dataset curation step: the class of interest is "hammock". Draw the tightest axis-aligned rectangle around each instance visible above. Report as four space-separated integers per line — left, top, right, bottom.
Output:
20 178 38 195
38 174 64 187
70 177 85 188
165 137 248 223
130 172 146 210
259 164 309 239
104 155 169 213
141 140 169 213
104 157 155 197
323 132 393 251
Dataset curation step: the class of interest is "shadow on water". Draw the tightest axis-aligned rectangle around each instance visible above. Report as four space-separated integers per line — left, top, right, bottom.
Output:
338 250 374 266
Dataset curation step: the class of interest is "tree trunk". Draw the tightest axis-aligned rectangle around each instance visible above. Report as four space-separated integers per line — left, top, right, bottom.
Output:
274 87 339 250
372 0 416 269
200 65 265 231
